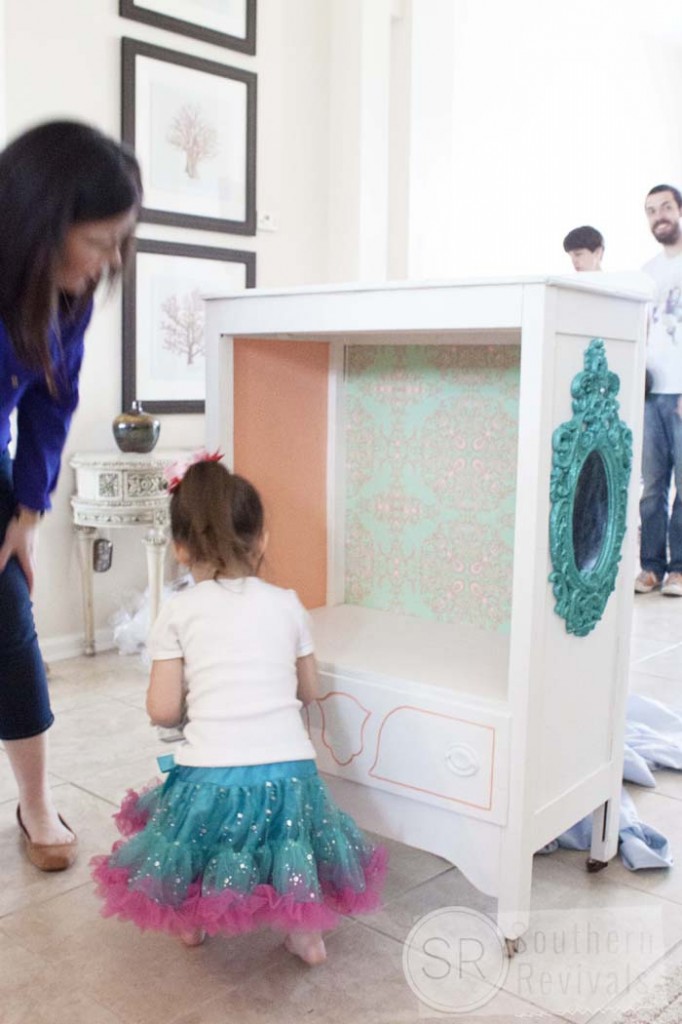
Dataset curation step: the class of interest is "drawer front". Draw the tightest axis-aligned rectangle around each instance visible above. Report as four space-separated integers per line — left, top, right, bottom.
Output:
307 669 509 825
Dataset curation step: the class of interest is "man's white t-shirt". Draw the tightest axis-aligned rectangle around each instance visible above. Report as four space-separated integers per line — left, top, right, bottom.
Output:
148 577 317 767
643 250 682 393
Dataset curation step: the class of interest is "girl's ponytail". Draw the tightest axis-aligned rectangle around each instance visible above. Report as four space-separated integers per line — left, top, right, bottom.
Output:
170 460 264 576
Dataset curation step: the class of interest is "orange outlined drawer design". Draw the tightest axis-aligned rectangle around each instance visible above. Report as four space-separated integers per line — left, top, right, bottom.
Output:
310 670 509 825
368 705 495 811
305 692 372 767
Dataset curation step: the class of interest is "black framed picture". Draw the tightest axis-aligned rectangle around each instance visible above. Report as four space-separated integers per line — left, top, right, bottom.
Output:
120 0 256 55
122 38 257 234
123 238 256 414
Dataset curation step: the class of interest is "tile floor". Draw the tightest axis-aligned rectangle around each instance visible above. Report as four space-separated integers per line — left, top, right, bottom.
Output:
2 595 682 1023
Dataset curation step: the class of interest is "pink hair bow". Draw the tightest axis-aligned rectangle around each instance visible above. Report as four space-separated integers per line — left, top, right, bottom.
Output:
163 449 224 494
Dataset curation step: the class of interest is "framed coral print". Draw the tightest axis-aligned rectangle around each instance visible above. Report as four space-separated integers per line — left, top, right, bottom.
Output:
120 0 256 55
123 239 256 414
122 38 257 234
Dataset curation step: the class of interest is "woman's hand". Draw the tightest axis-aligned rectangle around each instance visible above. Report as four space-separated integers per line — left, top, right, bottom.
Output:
0 507 41 593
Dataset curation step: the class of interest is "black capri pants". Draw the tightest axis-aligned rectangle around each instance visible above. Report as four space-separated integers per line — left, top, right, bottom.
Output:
0 449 53 740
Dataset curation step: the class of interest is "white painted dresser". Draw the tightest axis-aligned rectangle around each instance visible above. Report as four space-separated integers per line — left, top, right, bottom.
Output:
203 276 650 945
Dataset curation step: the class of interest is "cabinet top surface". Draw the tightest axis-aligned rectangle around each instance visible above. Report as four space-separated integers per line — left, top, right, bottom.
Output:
203 273 652 340
204 272 654 305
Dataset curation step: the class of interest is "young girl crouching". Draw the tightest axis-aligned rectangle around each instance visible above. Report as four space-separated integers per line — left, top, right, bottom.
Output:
91 456 387 965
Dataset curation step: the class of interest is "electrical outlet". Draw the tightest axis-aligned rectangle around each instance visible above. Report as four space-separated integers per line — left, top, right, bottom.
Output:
257 211 278 232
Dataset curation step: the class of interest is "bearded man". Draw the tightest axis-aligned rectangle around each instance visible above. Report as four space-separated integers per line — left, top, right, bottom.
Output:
636 184 682 596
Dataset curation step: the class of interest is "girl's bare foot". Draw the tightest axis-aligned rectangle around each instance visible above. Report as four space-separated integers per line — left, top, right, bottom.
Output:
180 928 206 947
285 931 327 966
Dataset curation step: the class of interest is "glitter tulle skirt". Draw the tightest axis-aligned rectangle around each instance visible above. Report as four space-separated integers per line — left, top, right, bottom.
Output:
91 759 387 937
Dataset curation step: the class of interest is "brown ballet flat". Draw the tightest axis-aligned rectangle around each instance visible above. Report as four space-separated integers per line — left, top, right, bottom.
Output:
16 806 78 872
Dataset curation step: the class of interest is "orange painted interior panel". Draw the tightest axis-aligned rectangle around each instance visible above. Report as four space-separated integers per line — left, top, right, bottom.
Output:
233 338 329 608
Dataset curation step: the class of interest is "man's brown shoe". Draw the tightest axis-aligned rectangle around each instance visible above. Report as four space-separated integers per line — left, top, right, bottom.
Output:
634 570 662 594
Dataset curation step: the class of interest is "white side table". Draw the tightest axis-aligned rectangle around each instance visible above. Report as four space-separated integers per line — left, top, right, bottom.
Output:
70 449 192 655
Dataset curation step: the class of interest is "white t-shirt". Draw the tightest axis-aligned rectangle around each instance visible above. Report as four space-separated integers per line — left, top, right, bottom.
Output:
148 577 317 767
643 250 682 392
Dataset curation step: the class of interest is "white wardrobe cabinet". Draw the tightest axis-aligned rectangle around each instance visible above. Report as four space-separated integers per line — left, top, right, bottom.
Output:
204 276 650 946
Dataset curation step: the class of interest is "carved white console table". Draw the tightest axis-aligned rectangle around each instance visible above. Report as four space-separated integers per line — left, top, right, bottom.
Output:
70 450 191 656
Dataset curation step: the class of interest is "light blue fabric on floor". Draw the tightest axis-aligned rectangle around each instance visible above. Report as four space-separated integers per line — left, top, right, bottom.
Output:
541 695 680 870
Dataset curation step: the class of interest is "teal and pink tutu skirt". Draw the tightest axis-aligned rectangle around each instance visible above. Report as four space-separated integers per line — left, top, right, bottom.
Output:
91 759 387 938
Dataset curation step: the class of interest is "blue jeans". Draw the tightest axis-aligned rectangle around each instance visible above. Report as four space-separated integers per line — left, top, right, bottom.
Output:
640 394 682 577
0 450 53 740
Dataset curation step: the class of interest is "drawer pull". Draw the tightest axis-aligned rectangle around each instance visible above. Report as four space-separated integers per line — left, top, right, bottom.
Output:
445 744 479 777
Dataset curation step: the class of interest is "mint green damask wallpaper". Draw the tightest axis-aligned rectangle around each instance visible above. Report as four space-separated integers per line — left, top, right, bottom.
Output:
344 345 520 633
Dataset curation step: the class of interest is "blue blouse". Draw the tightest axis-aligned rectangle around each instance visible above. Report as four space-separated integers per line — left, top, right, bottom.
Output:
0 300 93 511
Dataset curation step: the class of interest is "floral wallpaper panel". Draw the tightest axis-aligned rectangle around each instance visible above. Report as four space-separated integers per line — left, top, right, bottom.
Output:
344 345 520 634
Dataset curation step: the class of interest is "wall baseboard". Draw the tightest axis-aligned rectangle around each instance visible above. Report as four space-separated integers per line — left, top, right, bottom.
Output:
40 628 116 663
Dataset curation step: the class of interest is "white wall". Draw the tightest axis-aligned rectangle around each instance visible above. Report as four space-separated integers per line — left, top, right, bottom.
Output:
3 0 331 656
5 0 682 654
396 0 682 277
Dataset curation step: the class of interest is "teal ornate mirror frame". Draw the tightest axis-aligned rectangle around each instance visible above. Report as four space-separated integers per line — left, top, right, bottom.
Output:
548 338 632 637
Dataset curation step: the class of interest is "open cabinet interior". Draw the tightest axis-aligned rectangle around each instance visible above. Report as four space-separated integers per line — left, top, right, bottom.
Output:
233 331 522 705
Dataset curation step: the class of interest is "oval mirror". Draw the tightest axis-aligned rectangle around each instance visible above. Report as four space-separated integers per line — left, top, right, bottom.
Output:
549 340 631 636
572 450 609 572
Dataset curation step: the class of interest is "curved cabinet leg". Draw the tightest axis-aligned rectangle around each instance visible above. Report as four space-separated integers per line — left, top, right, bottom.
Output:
586 857 609 873
589 793 620 865
75 526 97 656
497 835 532 944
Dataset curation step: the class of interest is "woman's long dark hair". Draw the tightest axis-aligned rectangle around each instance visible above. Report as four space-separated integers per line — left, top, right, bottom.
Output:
0 120 142 391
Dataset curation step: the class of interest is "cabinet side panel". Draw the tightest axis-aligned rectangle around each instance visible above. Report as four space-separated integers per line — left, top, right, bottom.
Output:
233 338 329 607
536 331 640 809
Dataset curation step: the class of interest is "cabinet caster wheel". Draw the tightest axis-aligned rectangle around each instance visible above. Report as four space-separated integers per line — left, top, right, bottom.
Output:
504 938 519 958
586 858 609 873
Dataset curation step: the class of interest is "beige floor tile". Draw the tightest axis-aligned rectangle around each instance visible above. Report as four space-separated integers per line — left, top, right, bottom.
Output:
0 926 125 1022
1 881 264 1024
360 865 496 945
71 753 166 806
46 699 165 787
47 652 147 714
364 830 452 903
645 765 682 802
6 991 125 1024
0 784 118 918
595 937 682 1023
361 852 682 1020
501 902 668 1021
631 593 682 643
166 919 564 1024
629 642 682 681
628 668 682 713
629 634 680 664
494 856 682 1021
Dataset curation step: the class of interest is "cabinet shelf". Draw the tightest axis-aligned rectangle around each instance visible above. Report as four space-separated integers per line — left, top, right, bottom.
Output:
311 603 509 705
